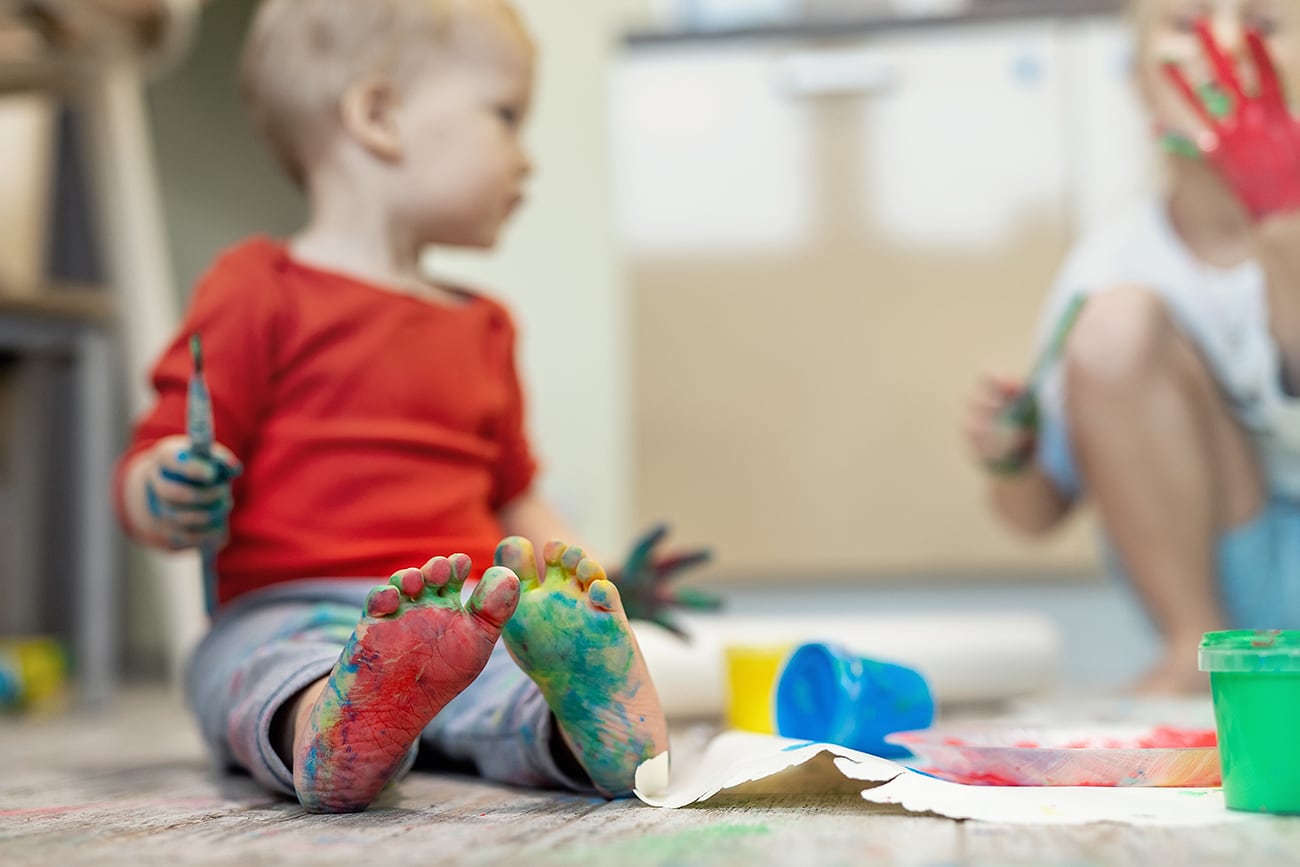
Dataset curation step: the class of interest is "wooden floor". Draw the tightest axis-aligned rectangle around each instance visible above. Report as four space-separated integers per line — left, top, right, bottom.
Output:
3 689 1300 867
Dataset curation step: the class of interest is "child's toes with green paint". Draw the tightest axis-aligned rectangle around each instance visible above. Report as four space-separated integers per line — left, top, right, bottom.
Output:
293 554 520 813
495 536 669 797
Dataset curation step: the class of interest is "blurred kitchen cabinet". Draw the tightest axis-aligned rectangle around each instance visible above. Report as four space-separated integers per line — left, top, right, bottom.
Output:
614 17 1151 581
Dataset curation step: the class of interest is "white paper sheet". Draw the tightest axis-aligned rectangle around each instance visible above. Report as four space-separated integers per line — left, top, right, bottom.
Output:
635 732 1250 826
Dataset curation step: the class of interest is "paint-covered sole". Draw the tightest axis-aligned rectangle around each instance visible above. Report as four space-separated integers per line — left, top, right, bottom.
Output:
294 555 519 813
495 537 669 796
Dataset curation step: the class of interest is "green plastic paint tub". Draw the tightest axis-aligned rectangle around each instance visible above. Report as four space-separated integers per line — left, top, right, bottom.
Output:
1199 630 1300 814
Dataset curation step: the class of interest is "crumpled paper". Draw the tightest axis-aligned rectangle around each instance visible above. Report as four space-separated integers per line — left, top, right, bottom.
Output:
635 732 1245 826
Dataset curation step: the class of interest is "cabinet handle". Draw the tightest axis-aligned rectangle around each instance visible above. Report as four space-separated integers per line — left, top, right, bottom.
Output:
769 48 901 98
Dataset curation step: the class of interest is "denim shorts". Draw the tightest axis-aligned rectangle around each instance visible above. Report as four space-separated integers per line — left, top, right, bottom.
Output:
1038 413 1300 630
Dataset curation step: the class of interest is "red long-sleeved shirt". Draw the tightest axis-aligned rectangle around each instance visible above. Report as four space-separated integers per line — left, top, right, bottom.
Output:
114 237 538 605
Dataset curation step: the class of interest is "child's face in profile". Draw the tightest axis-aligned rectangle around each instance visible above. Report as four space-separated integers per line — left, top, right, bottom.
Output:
1135 0 1300 142
390 14 535 249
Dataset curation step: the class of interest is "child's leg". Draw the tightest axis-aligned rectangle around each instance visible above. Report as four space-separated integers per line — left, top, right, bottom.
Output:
414 643 595 790
1064 286 1264 691
186 591 363 798
291 555 519 812
493 537 669 797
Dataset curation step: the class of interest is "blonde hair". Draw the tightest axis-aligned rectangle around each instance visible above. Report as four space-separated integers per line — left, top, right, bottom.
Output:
240 0 525 187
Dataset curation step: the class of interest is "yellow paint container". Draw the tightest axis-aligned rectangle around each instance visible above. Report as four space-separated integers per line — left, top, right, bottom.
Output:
724 645 792 733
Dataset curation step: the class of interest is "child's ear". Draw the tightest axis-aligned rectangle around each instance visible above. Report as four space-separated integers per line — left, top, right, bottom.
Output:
340 77 403 162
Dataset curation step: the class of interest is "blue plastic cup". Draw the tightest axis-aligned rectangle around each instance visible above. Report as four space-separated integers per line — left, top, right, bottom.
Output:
774 642 934 758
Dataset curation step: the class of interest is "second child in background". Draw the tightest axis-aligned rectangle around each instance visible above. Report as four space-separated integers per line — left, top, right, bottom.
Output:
966 0 1300 692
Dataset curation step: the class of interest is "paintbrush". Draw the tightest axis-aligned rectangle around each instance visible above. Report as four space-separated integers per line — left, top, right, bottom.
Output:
187 334 219 616
989 295 1086 473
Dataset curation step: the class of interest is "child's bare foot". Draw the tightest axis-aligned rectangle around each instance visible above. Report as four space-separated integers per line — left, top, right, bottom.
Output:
293 554 519 813
495 537 669 797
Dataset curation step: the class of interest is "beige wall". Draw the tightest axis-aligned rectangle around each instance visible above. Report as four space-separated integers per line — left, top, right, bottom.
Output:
427 0 632 554
616 0 662 27
148 1 303 292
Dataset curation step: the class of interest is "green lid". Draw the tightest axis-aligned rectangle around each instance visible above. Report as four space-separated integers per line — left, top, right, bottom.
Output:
1199 630 1300 673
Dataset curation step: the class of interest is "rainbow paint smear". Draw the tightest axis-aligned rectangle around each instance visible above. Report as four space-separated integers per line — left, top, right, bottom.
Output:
887 725 1220 787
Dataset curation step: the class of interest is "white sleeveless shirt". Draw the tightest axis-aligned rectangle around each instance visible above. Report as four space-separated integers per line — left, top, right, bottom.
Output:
1036 198 1300 500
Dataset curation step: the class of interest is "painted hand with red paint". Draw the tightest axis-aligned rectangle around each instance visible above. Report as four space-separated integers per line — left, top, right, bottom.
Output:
1164 20 1300 220
609 524 718 638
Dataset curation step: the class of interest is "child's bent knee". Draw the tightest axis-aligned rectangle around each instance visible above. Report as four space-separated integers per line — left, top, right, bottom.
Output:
1064 286 1177 389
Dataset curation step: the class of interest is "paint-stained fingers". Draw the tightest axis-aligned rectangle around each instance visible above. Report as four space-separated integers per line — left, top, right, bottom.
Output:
969 398 1009 430
157 452 224 486
996 425 1035 456
145 480 231 534
561 545 587 584
967 394 1004 425
966 389 1026 454
988 375 1028 402
970 376 1025 420
157 452 241 487
587 577 620 613
965 396 1003 435
623 523 669 578
414 553 472 597
163 504 230 533
654 549 711 576
669 585 723 612
996 391 1038 430
973 382 1015 415
446 553 472 595
541 540 568 578
494 536 540 588
420 555 455 591
152 435 243 485
467 566 521 629
968 415 1033 465
1164 62 1221 142
576 557 607 592
390 567 427 599
1194 18 1247 107
366 585 402 617
147 471 229 507
210 444 244 480
1246 29 1288 118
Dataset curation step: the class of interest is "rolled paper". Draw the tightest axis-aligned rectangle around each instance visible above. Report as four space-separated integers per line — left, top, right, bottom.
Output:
634 612 1061 720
